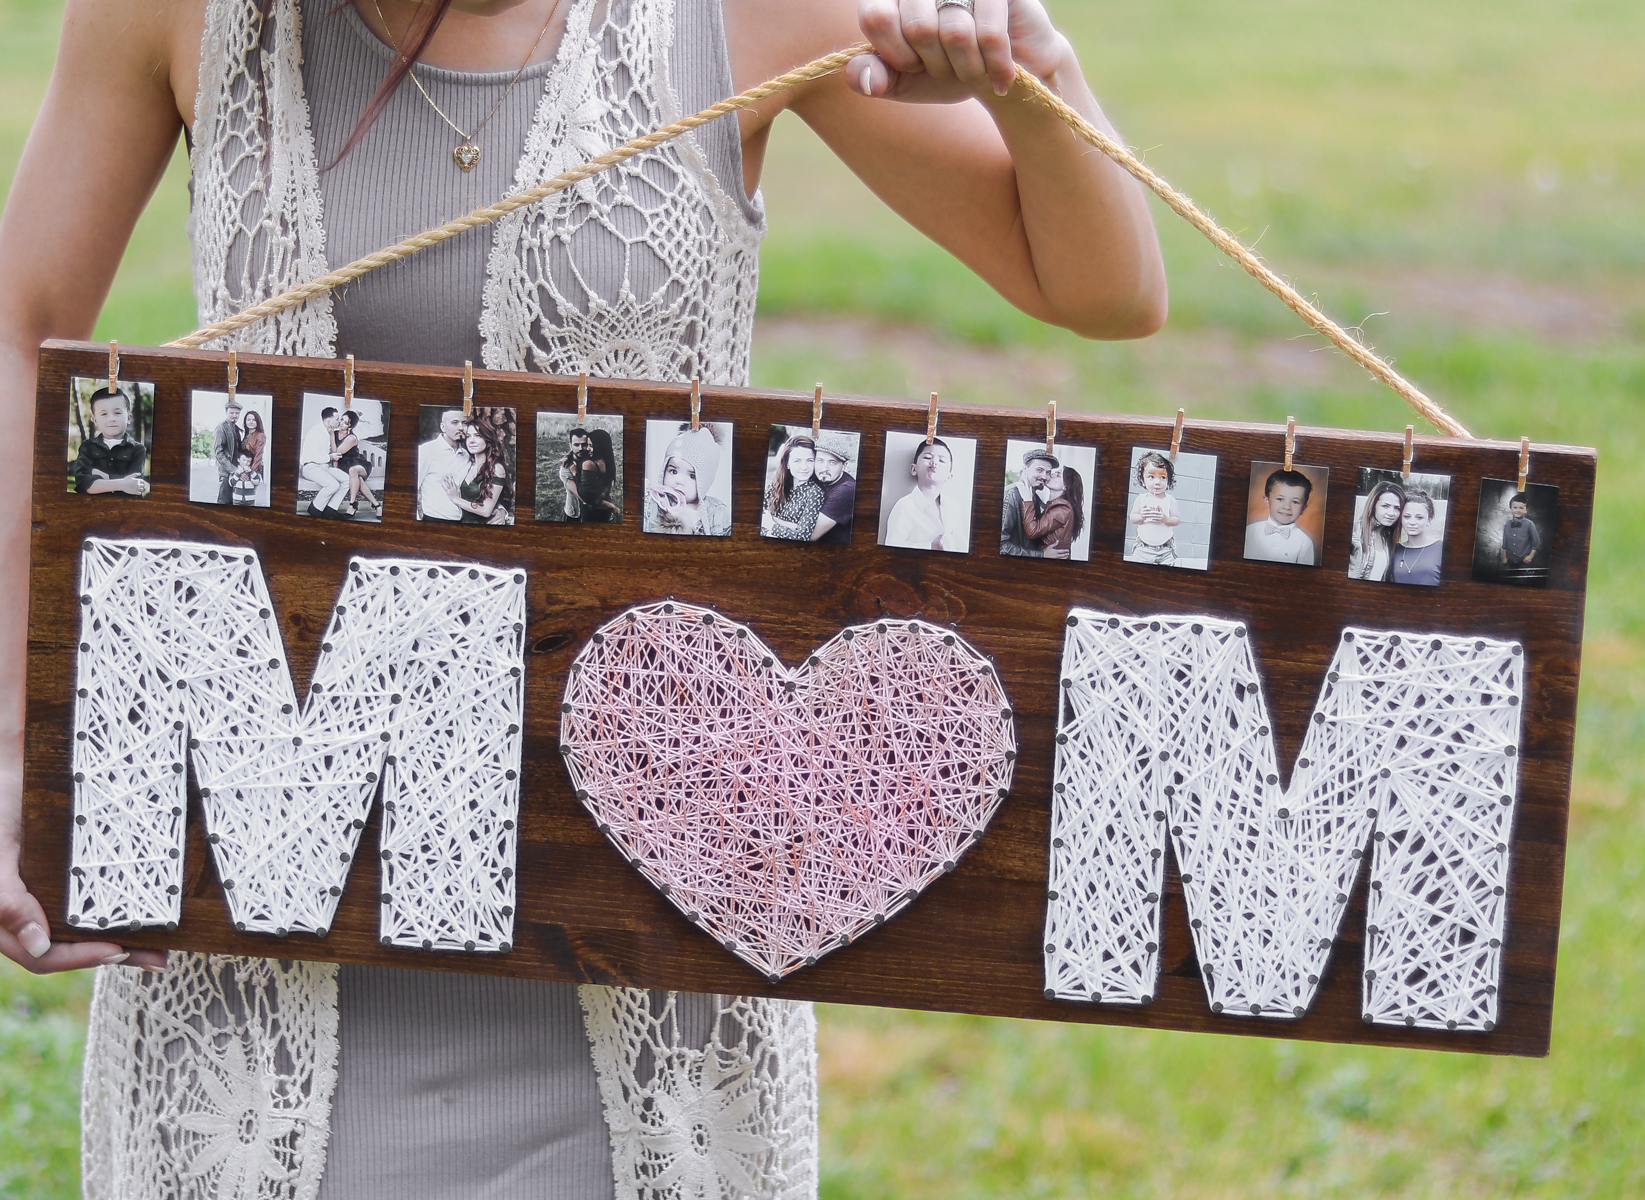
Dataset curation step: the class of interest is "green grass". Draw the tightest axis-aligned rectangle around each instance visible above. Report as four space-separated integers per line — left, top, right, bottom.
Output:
3 0 1642 1194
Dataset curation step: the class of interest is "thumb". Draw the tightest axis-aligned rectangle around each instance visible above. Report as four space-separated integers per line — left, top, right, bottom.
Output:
0 887 51 957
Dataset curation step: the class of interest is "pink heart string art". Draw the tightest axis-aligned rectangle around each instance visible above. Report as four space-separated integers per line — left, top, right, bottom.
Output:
559 601 1018 981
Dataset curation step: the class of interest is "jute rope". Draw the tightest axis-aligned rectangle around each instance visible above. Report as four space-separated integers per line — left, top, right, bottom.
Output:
167 41 1471 438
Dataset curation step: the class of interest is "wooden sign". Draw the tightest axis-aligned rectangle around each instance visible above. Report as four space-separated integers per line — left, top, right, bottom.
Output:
26 340 1594 1056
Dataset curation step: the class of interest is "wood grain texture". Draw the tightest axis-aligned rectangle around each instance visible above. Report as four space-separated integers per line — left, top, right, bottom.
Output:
26 340 1594 1057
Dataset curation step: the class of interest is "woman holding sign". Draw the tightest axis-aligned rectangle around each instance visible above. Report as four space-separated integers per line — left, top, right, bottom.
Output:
0 0 1165 1194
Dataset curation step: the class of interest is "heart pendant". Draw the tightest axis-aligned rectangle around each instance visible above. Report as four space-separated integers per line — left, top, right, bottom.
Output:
560 601 1018 981
453 142 481 172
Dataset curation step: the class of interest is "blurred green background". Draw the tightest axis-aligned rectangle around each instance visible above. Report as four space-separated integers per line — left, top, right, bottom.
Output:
3 0 1640 1194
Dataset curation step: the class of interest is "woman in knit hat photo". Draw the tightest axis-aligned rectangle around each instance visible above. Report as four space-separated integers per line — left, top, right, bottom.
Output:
643 418 733 536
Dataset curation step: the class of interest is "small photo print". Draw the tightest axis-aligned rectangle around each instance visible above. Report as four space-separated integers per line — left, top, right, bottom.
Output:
1348 466 1452 587
534 412 624 523
1473 478 1557 586
1242 460 1329 567
414 405 518 525
68 376 152 497
1124 447 1217 571
1000 439 1096 562
877 431 978 555
760 424 861 544
296 394 389 522
643 419 733 536
190 389 273 508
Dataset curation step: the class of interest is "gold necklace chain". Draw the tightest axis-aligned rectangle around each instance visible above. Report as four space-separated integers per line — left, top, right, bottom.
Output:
369 0 562 172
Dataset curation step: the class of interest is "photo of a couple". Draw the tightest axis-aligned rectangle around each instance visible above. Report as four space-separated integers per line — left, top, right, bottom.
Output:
534 412 623 523
189 388 270 507
297 393 390 521
416 404 517 525
760 424 860 544
67 376 152 497
999 440 1096 562
1349 466 1452 587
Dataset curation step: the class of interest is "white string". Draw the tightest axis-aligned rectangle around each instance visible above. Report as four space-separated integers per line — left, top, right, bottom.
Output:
1046 611 1523 1032
560 601 1017 981
67 538 527 952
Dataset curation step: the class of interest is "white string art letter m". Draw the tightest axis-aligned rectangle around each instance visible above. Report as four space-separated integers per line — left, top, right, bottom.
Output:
1045 611 1525 1032
66 538 526 952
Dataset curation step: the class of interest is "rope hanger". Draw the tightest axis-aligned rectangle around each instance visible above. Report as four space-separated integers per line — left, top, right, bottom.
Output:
166 42 1470 439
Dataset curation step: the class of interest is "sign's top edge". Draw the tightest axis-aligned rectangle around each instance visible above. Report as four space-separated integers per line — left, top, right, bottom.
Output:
37 340 1597 461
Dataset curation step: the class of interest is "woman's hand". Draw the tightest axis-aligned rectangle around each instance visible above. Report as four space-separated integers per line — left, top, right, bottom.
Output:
1 763 167 973
853 0 1070 102
441 474 460 500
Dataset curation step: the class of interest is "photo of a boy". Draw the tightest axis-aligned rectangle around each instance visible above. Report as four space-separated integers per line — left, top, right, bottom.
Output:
1471 477 1557 586
1243 461 1328 566
1499 493 1539 566
69 382 149 497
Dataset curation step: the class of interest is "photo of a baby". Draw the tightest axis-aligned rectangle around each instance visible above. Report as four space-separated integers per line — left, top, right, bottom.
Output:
1242 460 1328 566
1123 446 1217 571
643 419 733 536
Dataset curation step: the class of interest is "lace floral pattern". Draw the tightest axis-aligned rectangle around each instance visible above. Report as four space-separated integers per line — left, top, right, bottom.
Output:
81 955 340 1200
581 989 818 1200
480 0 765 385
84 0 809 1196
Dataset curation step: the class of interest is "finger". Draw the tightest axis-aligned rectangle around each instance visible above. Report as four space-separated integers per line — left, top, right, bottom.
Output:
0 888 53 958
899 0 954 80
858 0 922 74
972 0 1016 95
936 5 986 83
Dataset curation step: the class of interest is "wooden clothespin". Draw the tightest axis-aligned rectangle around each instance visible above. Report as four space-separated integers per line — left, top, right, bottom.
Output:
577 371 588 424
690 377 701 431
343 354 355 409
1046 400 1057 455
1402 424 1414 481
462 360 474 418
1169 408 1185 460
226 349 239 403
812 384 824 440
107 340 120 395
1283 415 1296 472
925 392 940 444
1517 436 1530 492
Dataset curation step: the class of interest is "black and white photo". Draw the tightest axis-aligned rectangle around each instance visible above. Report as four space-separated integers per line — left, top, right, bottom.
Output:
1349 466 1452 586
760 424 861 544
1242 460 1328 566
1473 478 1557 586
999 439 1096 562
190 388 273 507
877 431 977 554
1124 446 1216 571
642 419 733 536
535 412 624 523
415 405 517 525
68 376 152 497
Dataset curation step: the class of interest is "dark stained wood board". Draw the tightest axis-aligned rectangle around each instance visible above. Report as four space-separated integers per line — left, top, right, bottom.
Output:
26 339 1594 1057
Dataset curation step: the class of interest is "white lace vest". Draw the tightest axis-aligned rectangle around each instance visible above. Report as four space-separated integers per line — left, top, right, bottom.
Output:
79 1 816 1196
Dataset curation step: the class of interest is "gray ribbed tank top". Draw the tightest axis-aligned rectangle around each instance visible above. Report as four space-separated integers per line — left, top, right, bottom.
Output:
303 0 756 370
300 3 744 1196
